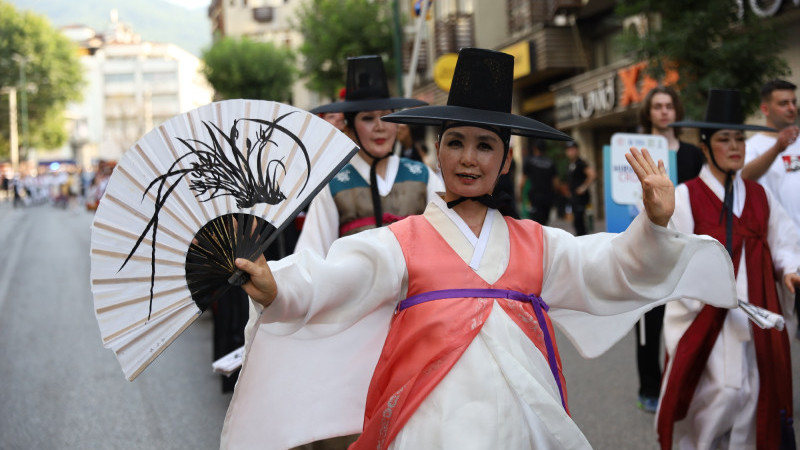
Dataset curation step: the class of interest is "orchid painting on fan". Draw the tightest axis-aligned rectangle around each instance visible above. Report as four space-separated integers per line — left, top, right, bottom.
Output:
90 100 358 380
120 112 313 320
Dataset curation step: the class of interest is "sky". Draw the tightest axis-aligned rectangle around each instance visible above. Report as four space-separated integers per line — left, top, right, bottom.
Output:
162 0 210 9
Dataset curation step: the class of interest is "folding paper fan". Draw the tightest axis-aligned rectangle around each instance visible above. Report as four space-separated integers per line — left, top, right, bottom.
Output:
90 99 358 380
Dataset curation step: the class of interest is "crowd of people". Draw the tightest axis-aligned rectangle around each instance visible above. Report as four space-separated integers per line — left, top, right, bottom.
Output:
0 160 116 211
208 47 799 450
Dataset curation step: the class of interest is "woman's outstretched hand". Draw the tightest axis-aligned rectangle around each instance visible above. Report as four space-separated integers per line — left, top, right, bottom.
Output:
625 147 674 228
235 255 277 307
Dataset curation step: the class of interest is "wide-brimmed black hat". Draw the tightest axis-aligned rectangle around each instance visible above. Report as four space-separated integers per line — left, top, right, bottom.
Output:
381 48 572 142
669 88 775 133
310 55 427 114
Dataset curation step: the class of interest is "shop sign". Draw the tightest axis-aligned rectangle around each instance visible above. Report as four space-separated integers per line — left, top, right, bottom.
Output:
500 40 535 80
560 75 616 122
433 53 459 92
618 61 679 107
738 0 799 18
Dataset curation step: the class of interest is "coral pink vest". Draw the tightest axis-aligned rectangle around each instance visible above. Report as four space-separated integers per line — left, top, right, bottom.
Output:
351 215 567 449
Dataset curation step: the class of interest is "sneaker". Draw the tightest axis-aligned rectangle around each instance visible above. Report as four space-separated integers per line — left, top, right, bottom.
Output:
637 395 658 413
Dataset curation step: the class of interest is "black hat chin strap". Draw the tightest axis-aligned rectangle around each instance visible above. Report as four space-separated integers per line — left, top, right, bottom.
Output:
719 171 735 257
352 128 390 228
703 130 735 256
440 121 512 213
446 191 512 210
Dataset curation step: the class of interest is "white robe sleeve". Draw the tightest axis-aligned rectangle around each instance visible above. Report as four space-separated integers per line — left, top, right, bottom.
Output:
544 212 738 358
294 184 340 257
221 228 406 450
426 167 445 201
261 227 406 335
764 187 800 277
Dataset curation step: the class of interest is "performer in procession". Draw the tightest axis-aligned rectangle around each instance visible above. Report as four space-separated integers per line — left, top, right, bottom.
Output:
222 48 738 450
297 54 443 256
657 88 800 450
239 54 443 449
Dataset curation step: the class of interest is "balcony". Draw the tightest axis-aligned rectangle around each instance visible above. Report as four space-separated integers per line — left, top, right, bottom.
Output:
548 0 583 19
434 13 474 57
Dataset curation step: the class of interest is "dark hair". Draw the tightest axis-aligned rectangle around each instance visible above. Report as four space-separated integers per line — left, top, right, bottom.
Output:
343 111 358 130
530 138 546 154
638 86 685 135
760 79 797 102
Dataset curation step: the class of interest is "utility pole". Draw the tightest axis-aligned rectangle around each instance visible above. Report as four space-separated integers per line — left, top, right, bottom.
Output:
1 87 19 173
391 0 404 96
13 55 31 162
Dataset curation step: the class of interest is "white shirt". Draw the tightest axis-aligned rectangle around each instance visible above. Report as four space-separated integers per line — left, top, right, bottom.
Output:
745 133 800 234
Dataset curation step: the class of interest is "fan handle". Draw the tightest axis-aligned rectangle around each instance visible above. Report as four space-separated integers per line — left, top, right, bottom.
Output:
228 269 250 286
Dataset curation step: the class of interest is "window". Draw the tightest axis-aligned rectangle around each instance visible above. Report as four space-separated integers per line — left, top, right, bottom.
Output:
104 73 135 84
507 0 534 34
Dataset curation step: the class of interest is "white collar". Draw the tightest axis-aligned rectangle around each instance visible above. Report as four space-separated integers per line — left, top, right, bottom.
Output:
699 165 745 217
349 153 399 196
431 195 495 270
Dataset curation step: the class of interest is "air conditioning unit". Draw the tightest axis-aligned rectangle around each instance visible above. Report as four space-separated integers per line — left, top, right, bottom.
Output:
623 14 649 37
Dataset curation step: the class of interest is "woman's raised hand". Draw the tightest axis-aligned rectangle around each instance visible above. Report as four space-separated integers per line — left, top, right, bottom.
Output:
625 147 674 228
235 255 277 307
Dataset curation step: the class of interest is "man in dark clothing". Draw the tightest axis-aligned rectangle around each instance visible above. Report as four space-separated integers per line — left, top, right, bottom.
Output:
565 141 595 236
522 140 558 225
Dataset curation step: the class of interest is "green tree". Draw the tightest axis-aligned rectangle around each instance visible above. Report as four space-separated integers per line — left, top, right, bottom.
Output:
616 0 789 119
202 37 297 102
0 1 84 159
295 0 395 100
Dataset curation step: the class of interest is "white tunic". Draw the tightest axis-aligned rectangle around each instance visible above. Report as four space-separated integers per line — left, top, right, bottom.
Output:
658 166 800 450
222 196 737 450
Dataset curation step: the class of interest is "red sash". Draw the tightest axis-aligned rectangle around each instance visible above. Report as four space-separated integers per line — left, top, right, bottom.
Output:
657 178 794 450
340 213 406 236
350 215 566 449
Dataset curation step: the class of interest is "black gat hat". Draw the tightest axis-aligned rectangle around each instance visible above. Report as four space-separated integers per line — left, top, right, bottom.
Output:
381 48 571 142
669 88 775 133
310 55 427 114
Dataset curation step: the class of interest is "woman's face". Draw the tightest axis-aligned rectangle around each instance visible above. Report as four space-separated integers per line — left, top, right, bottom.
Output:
649 93 676 131
437 125 510 202
351 109 397 160
704 129 746 174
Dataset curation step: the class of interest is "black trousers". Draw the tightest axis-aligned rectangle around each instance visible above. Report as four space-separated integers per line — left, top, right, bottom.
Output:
571 201 587 236
212 287 249 393
635 304 664 398
529 194 553 226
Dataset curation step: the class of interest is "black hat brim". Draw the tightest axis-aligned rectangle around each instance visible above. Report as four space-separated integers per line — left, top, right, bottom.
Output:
669 120 775 133
310 97 427 114
382 106 572 141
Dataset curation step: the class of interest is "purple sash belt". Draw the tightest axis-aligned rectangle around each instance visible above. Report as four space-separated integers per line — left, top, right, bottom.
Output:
396 288 566 411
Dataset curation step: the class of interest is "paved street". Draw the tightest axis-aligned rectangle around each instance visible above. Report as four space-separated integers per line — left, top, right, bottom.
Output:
0 200 231 450
0 199 797 449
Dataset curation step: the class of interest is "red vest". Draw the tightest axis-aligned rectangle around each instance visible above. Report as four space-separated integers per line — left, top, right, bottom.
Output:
350 215 567 449
657 178 794 450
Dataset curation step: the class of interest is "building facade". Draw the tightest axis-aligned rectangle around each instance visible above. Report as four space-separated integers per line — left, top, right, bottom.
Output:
62 12 214 165
207 0 317 109
404 0 800 225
